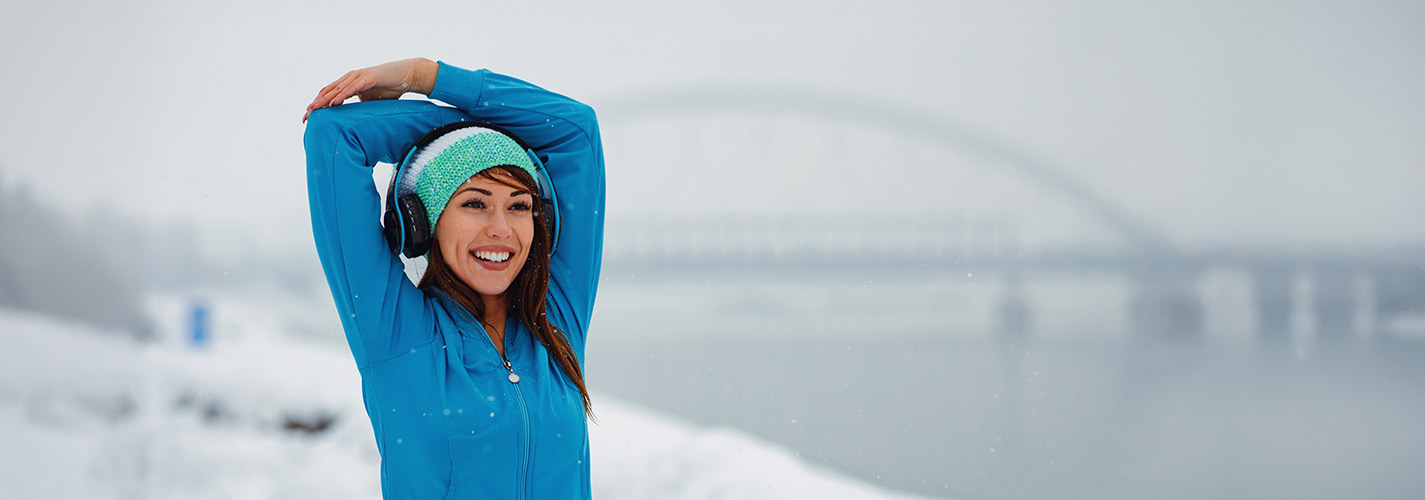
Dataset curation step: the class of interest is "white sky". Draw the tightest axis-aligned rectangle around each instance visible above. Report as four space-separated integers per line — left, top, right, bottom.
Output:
1 0 1421 257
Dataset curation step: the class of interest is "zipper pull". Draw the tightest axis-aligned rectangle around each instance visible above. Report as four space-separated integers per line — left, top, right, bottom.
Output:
504 359 520 384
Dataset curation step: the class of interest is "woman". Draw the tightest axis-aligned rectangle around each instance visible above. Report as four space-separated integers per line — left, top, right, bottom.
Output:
302 58 603 499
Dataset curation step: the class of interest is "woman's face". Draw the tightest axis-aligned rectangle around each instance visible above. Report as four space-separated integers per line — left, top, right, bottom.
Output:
435 172 535 298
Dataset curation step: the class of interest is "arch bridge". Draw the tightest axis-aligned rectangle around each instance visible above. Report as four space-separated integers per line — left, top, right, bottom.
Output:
594 85 1424 342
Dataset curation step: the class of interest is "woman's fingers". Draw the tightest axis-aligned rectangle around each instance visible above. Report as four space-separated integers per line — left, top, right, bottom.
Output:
316 70 353 97
304 60 430 122
303 75 359 121
304 70 359 118
321 74 363 105
309 72 354 105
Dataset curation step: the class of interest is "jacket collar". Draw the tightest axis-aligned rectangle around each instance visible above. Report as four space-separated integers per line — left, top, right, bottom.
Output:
429 287 522 349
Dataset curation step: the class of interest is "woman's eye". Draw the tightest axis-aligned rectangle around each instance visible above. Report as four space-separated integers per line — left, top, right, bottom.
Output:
510 202 532 211
461 199 487 209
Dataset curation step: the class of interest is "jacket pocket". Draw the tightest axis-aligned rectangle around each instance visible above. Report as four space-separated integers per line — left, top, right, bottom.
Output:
445 432 520 499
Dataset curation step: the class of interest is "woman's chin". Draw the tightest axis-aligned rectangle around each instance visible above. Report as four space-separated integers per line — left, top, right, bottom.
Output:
451 267 512 296
468 277 514 297
453 253 530 298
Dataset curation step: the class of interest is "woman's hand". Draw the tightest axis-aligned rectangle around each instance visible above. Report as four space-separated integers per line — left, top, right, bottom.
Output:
303 58 439 122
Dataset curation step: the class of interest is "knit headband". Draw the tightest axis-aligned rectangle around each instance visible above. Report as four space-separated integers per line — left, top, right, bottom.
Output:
398 126 538 235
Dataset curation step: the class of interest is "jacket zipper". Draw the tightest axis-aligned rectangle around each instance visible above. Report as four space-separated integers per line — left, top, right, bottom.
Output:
445 292 533 500
490 325 532 500
512 367 532 500
476 322 531 500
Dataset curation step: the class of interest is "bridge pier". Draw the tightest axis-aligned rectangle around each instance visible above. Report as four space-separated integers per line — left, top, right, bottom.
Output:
1249 264 1383 348
1250 264 1295 346
1365 266 1425 337
995 271 1033 341
1128 266 1204 341
1311 264 1358 345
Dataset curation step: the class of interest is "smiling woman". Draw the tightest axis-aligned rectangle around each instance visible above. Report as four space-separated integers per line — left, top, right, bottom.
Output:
421 166 567 365
302 58 604 500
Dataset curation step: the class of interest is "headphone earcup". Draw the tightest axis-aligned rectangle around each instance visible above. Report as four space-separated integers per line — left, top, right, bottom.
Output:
397 194 431 258
540 198 557 238
383 210 403 256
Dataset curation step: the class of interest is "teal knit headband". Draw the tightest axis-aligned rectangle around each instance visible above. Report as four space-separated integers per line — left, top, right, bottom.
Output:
400 126 538 236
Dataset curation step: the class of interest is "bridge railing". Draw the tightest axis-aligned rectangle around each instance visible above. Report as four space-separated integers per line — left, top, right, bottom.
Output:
601 212 1017 267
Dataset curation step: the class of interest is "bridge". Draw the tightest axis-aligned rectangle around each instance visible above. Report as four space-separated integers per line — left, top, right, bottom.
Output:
593 85 1425 342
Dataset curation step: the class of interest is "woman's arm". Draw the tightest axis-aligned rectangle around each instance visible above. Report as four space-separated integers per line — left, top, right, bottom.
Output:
304 97 470 368
427 62 605 352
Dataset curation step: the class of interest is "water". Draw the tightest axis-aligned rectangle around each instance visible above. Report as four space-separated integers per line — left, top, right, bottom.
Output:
586 273 1425 500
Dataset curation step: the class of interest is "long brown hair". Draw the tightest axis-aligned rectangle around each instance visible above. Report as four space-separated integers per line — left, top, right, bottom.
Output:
418 166 593 416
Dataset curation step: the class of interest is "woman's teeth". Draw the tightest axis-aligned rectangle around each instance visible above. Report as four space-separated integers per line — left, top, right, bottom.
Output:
474 251 512 262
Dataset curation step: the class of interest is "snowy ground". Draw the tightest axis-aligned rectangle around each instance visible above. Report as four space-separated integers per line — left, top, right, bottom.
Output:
0 290 943 500
8 274 1422 499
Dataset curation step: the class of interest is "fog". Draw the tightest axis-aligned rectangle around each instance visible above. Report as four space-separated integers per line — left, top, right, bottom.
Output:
1 1 1423 499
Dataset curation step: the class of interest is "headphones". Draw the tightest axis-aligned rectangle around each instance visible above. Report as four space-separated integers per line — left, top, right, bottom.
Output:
383 120 561 259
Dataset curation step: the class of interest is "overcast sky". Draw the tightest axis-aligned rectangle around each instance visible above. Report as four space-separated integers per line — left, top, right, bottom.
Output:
1 0 1421 258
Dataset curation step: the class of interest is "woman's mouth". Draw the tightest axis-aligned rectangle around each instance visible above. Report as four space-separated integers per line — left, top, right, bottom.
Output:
474 251 511 262
471 248 515 271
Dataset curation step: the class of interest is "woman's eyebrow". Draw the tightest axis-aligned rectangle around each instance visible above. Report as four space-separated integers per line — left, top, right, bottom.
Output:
454 187 530 197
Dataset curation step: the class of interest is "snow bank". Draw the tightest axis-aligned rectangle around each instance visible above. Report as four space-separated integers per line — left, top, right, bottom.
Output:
0 293 946 500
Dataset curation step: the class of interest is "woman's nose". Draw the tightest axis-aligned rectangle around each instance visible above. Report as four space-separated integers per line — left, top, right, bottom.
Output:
485 209 513 239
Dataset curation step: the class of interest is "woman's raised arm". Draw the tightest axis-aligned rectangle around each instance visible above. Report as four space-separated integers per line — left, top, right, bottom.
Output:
425 62 606 353
304 95 468 368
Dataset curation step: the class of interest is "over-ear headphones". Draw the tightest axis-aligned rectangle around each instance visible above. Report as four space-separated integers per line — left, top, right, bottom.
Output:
383 121 561 259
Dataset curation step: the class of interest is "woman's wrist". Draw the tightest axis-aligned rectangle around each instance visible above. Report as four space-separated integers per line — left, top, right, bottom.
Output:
410 58 439 96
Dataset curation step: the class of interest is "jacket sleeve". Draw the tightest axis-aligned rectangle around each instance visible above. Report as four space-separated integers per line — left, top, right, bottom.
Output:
304 99 473 368
428 62 606 354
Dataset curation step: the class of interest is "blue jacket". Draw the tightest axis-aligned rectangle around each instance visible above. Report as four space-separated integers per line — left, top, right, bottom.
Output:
304 62 604 500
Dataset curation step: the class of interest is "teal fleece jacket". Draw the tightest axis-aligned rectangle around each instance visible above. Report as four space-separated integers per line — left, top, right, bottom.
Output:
304 61 604 499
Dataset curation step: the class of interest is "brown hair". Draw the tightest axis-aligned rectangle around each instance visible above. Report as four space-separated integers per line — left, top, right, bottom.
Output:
418 166 592 416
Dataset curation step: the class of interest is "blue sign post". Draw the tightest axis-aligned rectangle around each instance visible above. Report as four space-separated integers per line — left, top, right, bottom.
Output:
189 299 210 349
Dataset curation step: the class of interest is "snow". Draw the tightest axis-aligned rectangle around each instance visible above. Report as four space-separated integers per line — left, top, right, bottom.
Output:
0 292 944 500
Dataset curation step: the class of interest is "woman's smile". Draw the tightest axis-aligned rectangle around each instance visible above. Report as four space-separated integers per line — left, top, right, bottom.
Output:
471 245 518 270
